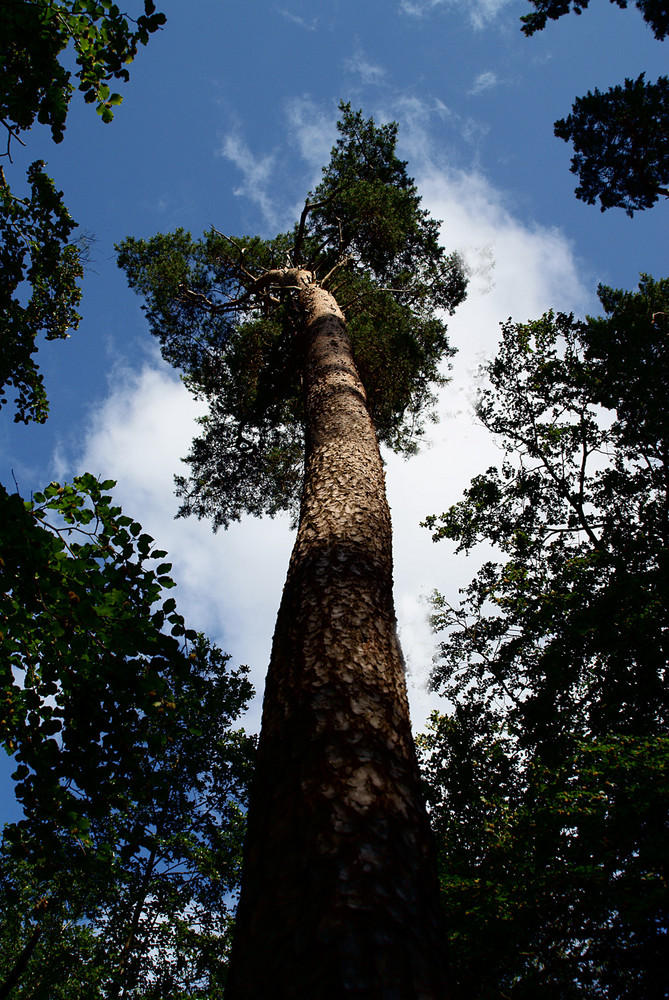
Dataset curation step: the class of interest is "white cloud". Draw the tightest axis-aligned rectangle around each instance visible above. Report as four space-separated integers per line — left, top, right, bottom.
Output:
217 133 281 230
277 8 318 30
400 0 515 29
470 70 499 95
388 93 489 156
285 96 338 173
72 360 293 733
345 46 387 86
218 99 338 233
461 116 491 144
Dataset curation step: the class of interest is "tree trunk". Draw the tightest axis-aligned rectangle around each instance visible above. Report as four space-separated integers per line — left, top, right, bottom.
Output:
226 273 448 999
0 928 42 1000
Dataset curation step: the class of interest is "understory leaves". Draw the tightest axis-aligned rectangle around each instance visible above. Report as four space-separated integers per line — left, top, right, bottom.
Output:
0 475 255 997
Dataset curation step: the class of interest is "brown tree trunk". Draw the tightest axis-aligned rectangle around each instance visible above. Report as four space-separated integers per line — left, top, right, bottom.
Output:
226 273 448 999
0 903 48 1000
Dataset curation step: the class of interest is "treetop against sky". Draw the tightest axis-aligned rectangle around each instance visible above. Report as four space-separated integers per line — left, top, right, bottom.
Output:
1 0 665 821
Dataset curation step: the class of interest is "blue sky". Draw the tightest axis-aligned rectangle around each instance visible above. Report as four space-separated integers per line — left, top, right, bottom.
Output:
1 0 666 821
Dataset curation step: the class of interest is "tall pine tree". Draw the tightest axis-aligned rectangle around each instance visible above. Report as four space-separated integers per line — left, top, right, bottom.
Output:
118 103 466 997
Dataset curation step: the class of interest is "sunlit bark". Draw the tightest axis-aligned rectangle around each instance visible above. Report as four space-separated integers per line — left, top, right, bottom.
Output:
226 273 448 998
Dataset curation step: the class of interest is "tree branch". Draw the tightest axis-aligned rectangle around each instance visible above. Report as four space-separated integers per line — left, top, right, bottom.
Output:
0 117 27 162
210 229 257 282
293 189 341 264
178 267 311 315
0 898 51 1000
320 254 353 288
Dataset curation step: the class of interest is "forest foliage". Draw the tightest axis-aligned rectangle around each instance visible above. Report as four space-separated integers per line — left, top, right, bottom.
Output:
524 0 669 213
0 0 165 422
422 277 669 997
1 6 256 997
0 477 254 999
408 15 669 989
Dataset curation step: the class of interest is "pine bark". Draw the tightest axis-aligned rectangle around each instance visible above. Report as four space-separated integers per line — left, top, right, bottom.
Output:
226 272 448 999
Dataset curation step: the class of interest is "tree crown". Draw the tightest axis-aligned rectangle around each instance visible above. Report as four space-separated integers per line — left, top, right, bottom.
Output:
0 0 166 143
554 74 669 215
118 103 466 528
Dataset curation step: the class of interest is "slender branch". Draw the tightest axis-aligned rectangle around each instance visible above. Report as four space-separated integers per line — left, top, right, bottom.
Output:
577 407 590 508
210 229 257 282
523 418 602 550
293 199 313 266
0 117 27 162
320 254 353 288
0 899 51 1000
293 189 341 264
178 285 228 313
339 289 371 314
112 822 164 1000
179 266 311 315
305 237 332 272
543 522 604 539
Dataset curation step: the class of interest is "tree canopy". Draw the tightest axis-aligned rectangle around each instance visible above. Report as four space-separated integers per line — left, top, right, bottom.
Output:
521 0 669 38
0 10 260 994
421 276 669 996
521 0 669 215
0 474 254 998
554 74 669 214
0 160 82 422
0 0 165 421
117 103 466 528
1 0 166 142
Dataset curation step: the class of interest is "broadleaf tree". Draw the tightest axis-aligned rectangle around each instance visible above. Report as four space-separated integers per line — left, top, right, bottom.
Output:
0 8 258 995
421 276 669 997
0 474 255 998
521 0 669 214
118 102 467 997
0 0 166 422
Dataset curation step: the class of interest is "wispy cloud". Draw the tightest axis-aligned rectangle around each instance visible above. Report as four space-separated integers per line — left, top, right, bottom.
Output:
277 8 318 30
387 95 454 164
219 101 341 229
400 0 515 29
461 116 490 144
217 133 280 229
344 46 387 86
469 70 499 95
387 94 488 158
285 96 338 174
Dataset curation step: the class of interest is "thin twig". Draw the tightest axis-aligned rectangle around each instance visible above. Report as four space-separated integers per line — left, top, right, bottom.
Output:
0 117 26 162
210 229 256 281
293 188 340 263
320 254 352 288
